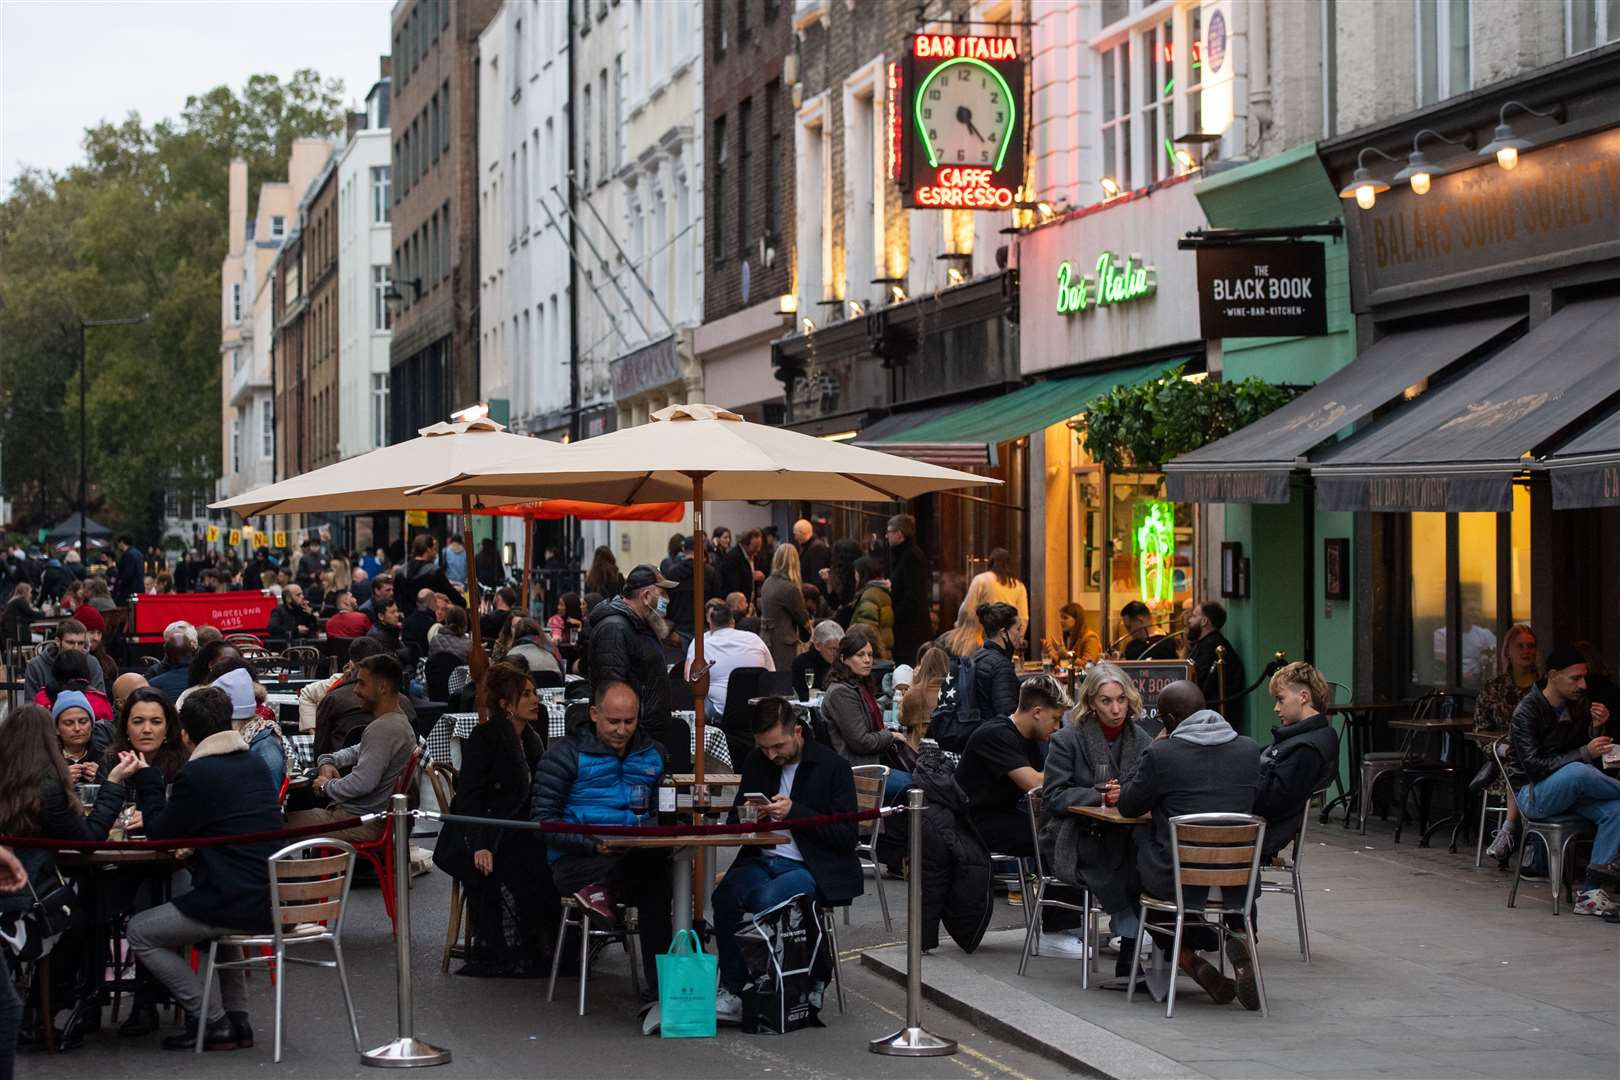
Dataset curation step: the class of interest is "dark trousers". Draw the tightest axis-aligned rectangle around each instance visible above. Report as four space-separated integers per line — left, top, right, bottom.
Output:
551 851 673 992
0 954 20 1080
462 836 561 972
711 855 819 992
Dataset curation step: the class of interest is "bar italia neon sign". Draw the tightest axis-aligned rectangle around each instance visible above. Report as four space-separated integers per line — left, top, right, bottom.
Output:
899 34 1026 211
1055 252 1158 316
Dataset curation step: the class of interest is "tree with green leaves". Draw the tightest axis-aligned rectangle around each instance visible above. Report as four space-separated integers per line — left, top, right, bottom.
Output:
0 69 344 543
1080 367 1302 473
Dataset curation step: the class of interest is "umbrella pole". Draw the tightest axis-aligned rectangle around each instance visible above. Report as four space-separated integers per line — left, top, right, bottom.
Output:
462 494 488 721
521 513 534 615
689 473 709 924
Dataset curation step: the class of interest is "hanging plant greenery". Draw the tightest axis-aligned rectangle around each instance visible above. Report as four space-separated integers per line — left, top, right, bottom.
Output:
1080 367 1302 472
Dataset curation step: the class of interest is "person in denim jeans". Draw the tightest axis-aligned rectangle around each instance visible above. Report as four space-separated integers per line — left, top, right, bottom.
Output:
1507 645 1619 916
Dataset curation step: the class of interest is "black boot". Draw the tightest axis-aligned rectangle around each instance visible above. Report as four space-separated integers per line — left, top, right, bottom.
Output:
119 1003 160 1037
162 1013 240 1052
1114 938 1138 979
227 1010 254 1049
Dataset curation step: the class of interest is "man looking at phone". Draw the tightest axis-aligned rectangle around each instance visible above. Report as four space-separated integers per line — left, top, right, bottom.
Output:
1507 645 1620 915
711 697 860 1023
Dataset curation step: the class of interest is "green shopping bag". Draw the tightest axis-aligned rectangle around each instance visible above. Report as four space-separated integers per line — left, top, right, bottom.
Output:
657 929 717 1038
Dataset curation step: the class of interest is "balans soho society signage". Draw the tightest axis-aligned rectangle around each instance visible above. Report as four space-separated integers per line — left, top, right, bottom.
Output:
1195 243 1328 337
1056 252 1158 316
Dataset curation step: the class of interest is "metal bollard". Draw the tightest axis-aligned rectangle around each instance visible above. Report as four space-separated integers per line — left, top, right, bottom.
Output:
870 788 957 1058
361 794 451 1068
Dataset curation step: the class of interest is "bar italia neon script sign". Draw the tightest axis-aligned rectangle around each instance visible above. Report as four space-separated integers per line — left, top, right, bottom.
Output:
1055 252 1158 316
899 34 1026 211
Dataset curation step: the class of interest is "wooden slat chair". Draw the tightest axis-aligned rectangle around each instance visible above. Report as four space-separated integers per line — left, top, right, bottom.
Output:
1127 813 1269 1018
195 840 362 1061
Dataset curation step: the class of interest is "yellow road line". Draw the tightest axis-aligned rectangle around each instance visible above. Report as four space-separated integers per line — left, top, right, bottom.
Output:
845 984 1040 1080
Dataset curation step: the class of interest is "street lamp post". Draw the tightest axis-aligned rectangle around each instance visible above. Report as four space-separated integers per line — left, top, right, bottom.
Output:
79 313 150 554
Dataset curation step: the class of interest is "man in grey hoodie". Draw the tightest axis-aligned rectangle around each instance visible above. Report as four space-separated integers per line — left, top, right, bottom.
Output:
1118 680 1262 1010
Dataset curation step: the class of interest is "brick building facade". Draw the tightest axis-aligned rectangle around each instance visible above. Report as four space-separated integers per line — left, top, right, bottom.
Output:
271 227 308 483
388 0 500 443
304 159 341 471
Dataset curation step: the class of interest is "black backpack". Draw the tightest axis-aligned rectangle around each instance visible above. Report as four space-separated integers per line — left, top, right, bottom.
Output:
929 652 982 751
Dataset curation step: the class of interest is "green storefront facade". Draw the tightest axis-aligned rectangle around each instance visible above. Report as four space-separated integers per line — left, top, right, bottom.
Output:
1190 144 1358 736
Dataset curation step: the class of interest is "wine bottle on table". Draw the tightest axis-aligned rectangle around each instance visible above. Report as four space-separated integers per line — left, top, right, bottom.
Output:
657 773 678 826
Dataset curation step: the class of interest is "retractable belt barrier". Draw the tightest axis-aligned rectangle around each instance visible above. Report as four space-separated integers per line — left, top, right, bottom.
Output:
1 795 955 1065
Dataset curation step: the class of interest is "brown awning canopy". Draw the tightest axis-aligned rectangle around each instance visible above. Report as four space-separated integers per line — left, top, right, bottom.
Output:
1312 298 1620 511
1165 315 1523 503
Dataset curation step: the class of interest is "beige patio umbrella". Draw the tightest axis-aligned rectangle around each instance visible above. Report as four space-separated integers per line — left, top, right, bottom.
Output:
212 417 572 698
413 402 998 781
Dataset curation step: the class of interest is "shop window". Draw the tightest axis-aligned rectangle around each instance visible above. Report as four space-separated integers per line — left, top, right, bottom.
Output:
1509 484 1532 625
1408 512 1448 688
1455 511 1500 689
1103 473 1194 645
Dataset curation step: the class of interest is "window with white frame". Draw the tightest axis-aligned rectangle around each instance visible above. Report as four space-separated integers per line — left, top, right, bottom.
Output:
165 490 180 520
1568 0 1620 51
1095 4 1203 195
1417 0 1471 106
371 166 392 223
232 347 244 375
1100 39 1132 190
271 215 286 239
582 84 593 188
371 372 389 448
231 416 242 473
230 282 242 323
260 401 273 458
372 266 392 331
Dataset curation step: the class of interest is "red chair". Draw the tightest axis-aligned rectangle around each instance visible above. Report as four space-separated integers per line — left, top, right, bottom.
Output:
349 747 422 929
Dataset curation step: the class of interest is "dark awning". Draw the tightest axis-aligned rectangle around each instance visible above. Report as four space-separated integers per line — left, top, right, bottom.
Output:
1164 315 1524 503
860 358 1181 466
1547 404 1620 510
1312 297 1620 512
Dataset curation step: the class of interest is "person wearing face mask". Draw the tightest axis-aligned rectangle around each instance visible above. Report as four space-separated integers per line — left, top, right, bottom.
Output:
586 564 691 771
1039 663 1154 969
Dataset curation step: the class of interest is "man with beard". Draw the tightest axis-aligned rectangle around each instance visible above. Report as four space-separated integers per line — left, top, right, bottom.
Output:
1186 601 1245 729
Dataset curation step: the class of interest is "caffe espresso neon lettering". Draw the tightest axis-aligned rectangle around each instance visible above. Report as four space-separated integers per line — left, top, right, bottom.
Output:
1056 252 1156 316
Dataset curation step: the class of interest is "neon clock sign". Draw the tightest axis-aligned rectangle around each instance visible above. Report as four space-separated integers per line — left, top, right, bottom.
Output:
899 33 1026 211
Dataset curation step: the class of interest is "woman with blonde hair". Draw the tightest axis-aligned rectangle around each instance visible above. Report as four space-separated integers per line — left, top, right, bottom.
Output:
758 543 810 673
1254 660 1340 860
1474 624 1537 860
937 601 985 659
1038 662 1152 969
329 556 353 593
961 548 1029 643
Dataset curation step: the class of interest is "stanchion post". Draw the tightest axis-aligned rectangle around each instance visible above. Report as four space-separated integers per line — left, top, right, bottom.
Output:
870 789 957 1058
361 795 451 1068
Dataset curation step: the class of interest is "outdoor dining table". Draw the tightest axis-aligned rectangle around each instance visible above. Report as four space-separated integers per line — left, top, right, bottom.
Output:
1389 714 1478 850
426 707 732 771
1063 805 1168 997
1069 805 1150 824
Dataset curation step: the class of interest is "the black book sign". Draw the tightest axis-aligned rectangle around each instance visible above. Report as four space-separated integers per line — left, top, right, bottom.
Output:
1196 243 1327 339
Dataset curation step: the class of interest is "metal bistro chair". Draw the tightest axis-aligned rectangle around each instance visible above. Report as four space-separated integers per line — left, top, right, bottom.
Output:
815 902 850 1015
1128 813 1269 1019
1492 738 1595 914
283 645 322 678
195 839 362 1061
547 898 642 1017
1017 787 1107 987
848 765 893 934
1260 786 1330 963
1475 747 1512 869
424 762 467 972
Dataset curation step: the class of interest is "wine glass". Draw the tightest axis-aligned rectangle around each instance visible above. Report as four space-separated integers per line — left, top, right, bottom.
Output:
629 785 650 823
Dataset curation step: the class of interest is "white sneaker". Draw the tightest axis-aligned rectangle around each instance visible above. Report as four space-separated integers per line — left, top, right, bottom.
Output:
1102 934 1122 956
715 987 743 1023
1036 931 1090 959
1573 889 1617 916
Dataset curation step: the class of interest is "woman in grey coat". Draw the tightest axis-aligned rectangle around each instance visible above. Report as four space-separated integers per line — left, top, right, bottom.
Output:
757 544 811 674
1039 662 1153 974
821 625 900 771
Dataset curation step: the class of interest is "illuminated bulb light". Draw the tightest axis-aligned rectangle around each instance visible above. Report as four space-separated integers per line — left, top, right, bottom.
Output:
1099 176 1121 199
801 317 816 335
1496 146 1519 171
1409 171 1432 195
777 293 798 314
889 284 906 303
847 300 864 318
1174 149 1198 172
1354 184 1378 210
946 267 965 285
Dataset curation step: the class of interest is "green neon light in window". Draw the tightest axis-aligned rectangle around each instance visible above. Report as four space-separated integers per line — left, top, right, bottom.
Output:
912 57 1018 171
1133 500 1176 604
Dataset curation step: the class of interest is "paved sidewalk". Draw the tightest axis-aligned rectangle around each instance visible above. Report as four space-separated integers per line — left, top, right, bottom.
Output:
862 822 1620 1080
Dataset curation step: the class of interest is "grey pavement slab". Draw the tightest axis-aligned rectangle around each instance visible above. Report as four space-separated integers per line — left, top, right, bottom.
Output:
861 818 1620 1080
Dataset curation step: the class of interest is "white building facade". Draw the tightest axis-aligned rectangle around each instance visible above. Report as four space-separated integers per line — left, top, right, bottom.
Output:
337 71 395 461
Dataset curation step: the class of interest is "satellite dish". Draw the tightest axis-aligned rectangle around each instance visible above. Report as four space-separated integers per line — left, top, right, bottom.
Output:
741 259 752 305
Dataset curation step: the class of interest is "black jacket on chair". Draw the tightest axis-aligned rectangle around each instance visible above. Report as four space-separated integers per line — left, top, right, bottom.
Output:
911 748 992 952
1253 713 1339 858
727 737 862 904
435 721 545 882
131 730 284 933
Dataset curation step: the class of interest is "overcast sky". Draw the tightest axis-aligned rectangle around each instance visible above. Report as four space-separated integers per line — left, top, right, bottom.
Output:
1 0 395 192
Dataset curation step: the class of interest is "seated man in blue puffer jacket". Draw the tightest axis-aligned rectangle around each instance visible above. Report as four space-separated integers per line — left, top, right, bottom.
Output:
531 679 671 997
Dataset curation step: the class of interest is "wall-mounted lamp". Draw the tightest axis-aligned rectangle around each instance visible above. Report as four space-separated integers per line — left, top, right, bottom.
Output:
946 267 965 285
777 293 798 315
1479 100 1564 171
800 317 816 336
1337 147 1399 210
1099 176 1121 199
846 300 864 318
871 276 906 304
1394 129 1473 195
1173 148 1199 174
